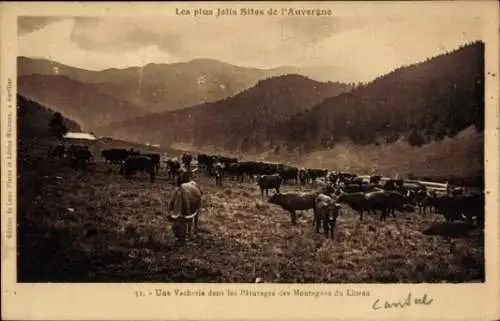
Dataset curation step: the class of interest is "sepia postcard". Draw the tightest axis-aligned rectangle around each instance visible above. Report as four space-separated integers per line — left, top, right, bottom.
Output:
1 1 499 320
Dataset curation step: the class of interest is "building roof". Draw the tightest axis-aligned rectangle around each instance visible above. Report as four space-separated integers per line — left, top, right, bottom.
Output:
63 132 97 141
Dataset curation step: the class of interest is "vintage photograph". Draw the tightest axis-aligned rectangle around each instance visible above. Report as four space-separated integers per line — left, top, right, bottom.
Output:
15 6 487 286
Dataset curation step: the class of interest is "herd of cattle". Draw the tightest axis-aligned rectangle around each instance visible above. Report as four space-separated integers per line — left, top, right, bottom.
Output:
48 144 485 243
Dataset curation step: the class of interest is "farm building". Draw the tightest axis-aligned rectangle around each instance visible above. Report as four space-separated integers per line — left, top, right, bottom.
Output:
62 132 97 145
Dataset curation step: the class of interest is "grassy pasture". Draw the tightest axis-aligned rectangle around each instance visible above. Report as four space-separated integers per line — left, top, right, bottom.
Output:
17 139 484 283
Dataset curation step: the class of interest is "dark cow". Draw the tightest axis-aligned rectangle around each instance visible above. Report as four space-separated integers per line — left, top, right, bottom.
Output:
257 174 283 199
224 162 243 181
268 191 319 225
48 145 65 161
142 153 160 172
307 169 328 183
336 189 410 221
383 179 404 191
363 190 410 221
67 145 93 170
432 193 484 226
337 172 358 185
165 158 181 182
101 148 132 172
457 193 484 227
278 165 299 184
121 155 156 181
167 180 202 244
314 193 342 239
336 192 368 220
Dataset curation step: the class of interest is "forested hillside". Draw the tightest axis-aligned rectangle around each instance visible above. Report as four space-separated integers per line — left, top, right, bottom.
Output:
96 75 354 150
267 41 484 152
17 94 81 139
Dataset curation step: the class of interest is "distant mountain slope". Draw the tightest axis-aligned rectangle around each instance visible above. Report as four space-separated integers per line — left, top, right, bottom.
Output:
17 94 81 138
267 41 484 153
18 57 354 114
18 74 147 131
95 74 355 150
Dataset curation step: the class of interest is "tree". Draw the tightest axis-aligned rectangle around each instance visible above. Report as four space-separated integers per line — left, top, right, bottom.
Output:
49 112 68 139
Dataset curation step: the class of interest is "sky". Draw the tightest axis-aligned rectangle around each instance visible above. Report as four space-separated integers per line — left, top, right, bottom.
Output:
17 11 484 82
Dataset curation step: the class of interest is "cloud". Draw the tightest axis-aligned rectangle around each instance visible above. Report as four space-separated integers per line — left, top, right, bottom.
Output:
17 14 484 82
18 16 66 35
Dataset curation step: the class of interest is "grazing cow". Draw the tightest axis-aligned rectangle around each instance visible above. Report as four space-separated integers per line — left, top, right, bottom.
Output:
165 158 181 182
197 154 212 170
363 190 411 221
67 145 93 170
314 193 342 239
214 162 225 187
48 145 65 161
101 148 132 171
167 181 202 243
142 153 160 172
307 169 328 183
383 179 404 191
278 165 299 184
336 192 368 220
458 193 484 227
121 155 156 181
257 174 283 199
268 191 319 225
433 193 484 226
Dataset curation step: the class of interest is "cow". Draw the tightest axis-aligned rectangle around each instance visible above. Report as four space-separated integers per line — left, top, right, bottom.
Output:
67 145 93 170
121 155 156 181
432 193 484 227
336 192 368 220
101 148 133 172
383 179 404 191
457 193 484 227
257 174 283 199
314 193 342 239
278 165 299 184
166 180 202 243
336 189 410 221
142 153 160 172
307 169 328 183
165 158 181 182
48 145 65 161
364 190 412 221
268 191 319 225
